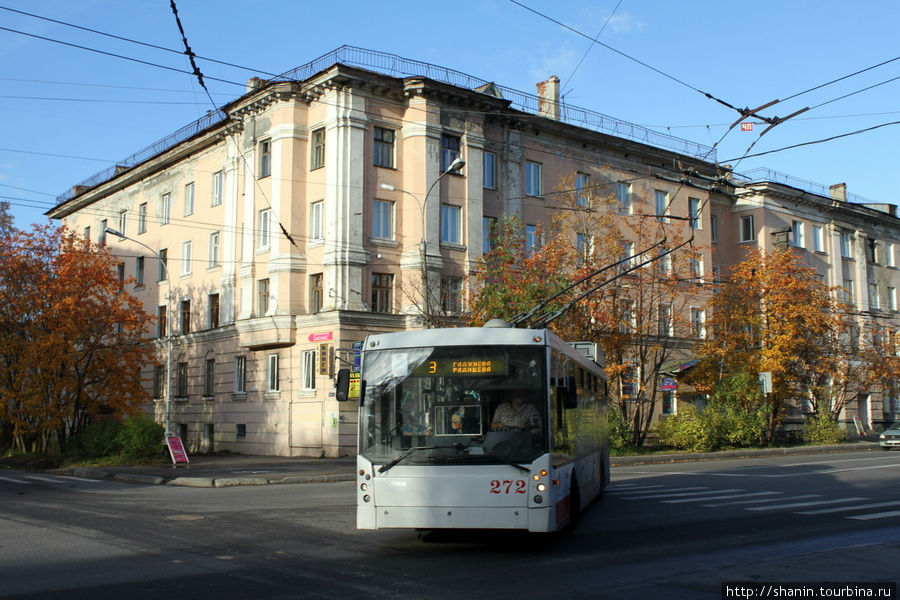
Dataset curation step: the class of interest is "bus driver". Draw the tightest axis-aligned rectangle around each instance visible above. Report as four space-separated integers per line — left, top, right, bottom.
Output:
491 391 542 434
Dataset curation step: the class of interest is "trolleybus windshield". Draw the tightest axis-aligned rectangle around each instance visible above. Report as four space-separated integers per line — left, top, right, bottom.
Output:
359 345 548 467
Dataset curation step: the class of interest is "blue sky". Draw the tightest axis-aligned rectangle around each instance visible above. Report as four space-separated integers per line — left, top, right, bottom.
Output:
2 0 899 228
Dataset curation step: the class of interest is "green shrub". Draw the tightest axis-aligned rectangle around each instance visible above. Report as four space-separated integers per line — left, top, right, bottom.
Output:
655 403 722 452
67 420 124 460
118 414 165 460
804 412 846 445
608 409 632 451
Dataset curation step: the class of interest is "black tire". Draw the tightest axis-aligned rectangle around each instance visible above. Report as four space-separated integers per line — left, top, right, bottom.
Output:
568 477 581 530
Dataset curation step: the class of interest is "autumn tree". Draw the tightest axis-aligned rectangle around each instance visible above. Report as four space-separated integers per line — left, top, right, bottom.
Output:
0 224 154 454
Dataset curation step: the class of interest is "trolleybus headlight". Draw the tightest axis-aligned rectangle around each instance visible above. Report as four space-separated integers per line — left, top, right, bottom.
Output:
532 474 540 481
536 483 547 492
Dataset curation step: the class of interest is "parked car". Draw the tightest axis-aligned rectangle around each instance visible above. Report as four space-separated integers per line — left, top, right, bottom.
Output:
879 422 900 450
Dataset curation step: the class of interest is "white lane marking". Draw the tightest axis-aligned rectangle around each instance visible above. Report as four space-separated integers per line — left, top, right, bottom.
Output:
848 510 900 521
0 475 32 484
614 487 708 497
798 500 900 515
607 484 669 493
664 491 782 504
747 497 869 511
622 489 744 500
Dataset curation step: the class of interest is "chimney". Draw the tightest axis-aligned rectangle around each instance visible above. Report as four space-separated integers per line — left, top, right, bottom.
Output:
246 77 268 93
537 75 560 121
829 183 847 202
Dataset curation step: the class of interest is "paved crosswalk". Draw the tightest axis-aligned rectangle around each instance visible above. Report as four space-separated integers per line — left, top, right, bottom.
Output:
608 482 900 521
0 473 102 486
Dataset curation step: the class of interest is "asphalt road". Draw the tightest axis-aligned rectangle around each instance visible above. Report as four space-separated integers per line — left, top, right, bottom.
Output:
2 450 899 599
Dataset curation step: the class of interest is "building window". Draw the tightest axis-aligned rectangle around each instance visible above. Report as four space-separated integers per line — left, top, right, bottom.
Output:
184 182 194 216
374 127 394 168
661 391 675 415
620 240 635 272
870 284 880 310
212 170 223 206
208 231 220 268
259 139 271 178
208 293 220 329
441 204 462 245
887 242 896 268
441 276 463 313
689 197 701 229
890 287 897 311
620 299 635 333
655 190 669 222
99 220 108 245
372 200 393 240
311 128 326 170
180 299 191 334
658 250 672 275
204 359 215 398
371 273 393 313
575 172 590 207
266 354 279 392
118 210 127 236
441 134 461 172
181 240 192 276
691 307 706 339
868 239 878 264
310 273 323 313
138 203 147 234
310 200 323 241
483 217 497 255
840 231 854 258
843 279 854 305
526 224 540 257
176 361 188 398
711 213 719 243
690 256 703 283
236 424 246 439
302 350 316 390
153 365 165 399
258 279 270 315
792 220 805 248
740 215 755 243
234 356 246 393
658 303 673 337
161 193 171 225
524 161 542 196
258 208 271 249
812 225 824 252
158 248 168 281
617 182 632 215
576 233 592 264
83 226 91 241
483 151 496 189
136 256 145 287
157 305 167 338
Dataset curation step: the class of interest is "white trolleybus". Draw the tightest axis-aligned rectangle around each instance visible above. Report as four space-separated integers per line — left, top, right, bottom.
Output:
351 321 609 533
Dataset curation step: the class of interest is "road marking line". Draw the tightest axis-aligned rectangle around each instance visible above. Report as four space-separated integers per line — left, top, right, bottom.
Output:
797 500 900 515
747 497 869 511
613 486 708 497
664 491 782 504
848 509 900 521
623 489 744 500
607 484 668 493
23 475 88 484
0 475 32 484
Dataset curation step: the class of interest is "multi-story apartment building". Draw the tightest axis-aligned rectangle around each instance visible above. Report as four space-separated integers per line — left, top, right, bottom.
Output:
50 47 895 454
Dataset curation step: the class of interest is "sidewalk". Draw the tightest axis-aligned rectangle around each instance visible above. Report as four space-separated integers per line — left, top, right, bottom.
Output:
49 440 882 488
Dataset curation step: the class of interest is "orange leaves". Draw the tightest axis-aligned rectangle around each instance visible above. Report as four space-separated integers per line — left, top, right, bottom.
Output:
0 225 154 454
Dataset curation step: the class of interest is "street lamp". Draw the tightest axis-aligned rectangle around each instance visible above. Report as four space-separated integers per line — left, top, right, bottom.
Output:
105 226 174 436
380 156 465 322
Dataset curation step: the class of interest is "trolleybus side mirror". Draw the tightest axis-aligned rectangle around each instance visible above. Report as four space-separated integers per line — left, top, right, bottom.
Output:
335 368 350 402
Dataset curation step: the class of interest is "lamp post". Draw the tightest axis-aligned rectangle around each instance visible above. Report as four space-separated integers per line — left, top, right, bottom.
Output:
380 156 465 323
106 226 174 436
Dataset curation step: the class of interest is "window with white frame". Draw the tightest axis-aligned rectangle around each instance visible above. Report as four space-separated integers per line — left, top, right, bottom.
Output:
812 225 824 253
690 256 703 283
576 232 592 264
740 215 755 243
841 231 853 258
890 287 897 311
258 278 270 315
310 201 323 241
161 193 171 225
887 242 896 268
138 203 147 234
372 200 393 240
208 231 220 268
311 128 326 170
658 249 672 275
710 213 718 243
526 224 539 257
620 299 636 333
373 126 395 168
302 350 316 390
184 182 194 216
792 220 804 248
483 151 496 189
208 293 220 329
621 240 635 271
266 354 279 392
259 139 271 178
655 190 669 222
440 134 461 172
658 303 673 337
843 279 854 305
212 170 223 206
136 256 144 287
870 284 880 310
258 208 271 249
158 248 168 281
575 172 590 207
234 356 246 393
616 182 632 215
691 307 706 339
525 161 542 196
689 197 701 229
99 219 107 245
181 240 192 275
118 210 127 235
441 204 462 245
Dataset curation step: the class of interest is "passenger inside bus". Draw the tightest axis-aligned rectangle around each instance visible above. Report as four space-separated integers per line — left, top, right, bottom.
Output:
490 390 542 434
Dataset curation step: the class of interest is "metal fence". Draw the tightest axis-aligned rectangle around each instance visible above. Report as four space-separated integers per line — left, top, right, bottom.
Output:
738 167 876 204
56 45 716 206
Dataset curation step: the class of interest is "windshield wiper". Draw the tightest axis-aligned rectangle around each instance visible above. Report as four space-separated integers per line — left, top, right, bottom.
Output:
494 457 530 473
378 446 439 473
